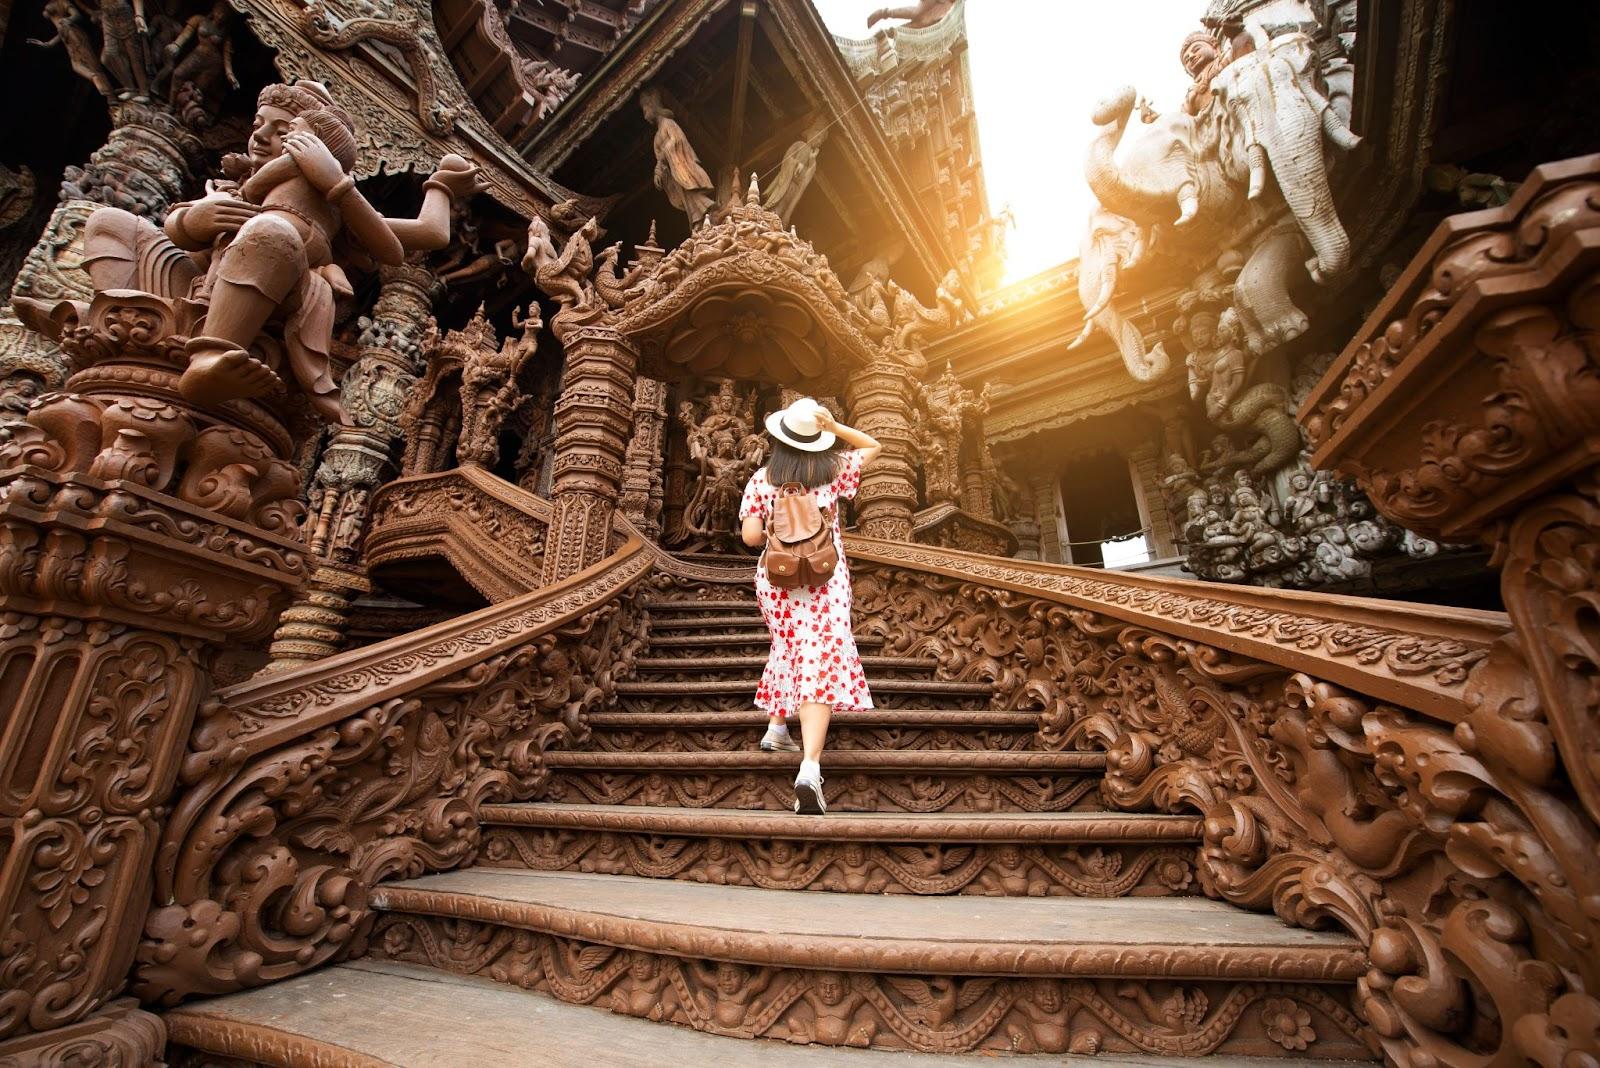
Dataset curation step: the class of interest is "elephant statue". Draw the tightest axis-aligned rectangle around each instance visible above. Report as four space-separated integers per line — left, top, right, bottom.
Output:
1211 25 1361 283
1075 18 1361 368
1071 206 1170 382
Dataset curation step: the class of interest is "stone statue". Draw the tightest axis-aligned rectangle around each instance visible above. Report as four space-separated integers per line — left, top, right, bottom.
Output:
58 81 480 423
1076 2 1362 366
640 87 715 227
521 214 604 341
165 1 237 118
866 1 957 29
98 0 155 99
764 125 827 225
31 0 115 98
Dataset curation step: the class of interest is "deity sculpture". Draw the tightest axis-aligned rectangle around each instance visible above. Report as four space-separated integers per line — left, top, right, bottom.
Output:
32 81 480 424
165 0 238 118
640 87 715 227
764 124 827 225
98 0 155 99
675 381 763 545
31 0 115 98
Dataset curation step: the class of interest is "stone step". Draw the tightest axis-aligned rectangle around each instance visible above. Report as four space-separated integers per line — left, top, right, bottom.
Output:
360 869 1373 1059
649 612 770 631
614 677 992 713
542 749 1105 813
585 709 1042 753
644 631 887 657
631 654 939 678
645 598 762 614
164 961 1379 1065
478 804 1202 897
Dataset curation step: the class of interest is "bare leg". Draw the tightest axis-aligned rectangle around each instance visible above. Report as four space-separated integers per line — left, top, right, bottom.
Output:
796 701 831 764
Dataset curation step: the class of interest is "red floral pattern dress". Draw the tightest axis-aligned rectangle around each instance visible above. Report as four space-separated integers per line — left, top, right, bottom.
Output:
739 449 874 719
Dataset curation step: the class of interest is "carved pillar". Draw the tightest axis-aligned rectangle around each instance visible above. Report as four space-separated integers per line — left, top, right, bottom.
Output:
620 377 668 538
1029 470 1064 563
541 326 638 583
845 358 919 540
1128 443 1178 558
2 99 204 388
0 292 306 1059
264 265 439 671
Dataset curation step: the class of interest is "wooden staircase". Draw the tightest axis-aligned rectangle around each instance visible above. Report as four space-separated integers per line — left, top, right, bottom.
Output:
164 578 1378 1064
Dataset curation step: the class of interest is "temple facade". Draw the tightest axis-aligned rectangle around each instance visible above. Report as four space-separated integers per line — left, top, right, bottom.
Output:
0 0 1597 1065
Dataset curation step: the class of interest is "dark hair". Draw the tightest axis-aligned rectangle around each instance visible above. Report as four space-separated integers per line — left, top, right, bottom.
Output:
765 439 845 489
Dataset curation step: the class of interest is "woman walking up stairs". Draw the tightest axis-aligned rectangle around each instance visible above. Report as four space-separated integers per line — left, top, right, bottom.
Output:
738 397 882 814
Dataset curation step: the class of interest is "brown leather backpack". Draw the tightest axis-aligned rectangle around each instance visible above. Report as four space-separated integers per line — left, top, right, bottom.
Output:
762 482 839 589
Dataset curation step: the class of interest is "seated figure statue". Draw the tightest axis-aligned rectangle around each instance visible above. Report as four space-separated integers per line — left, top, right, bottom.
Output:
77 81 480 423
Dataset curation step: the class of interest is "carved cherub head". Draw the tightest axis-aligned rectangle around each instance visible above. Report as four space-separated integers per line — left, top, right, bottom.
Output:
816 972 848 1006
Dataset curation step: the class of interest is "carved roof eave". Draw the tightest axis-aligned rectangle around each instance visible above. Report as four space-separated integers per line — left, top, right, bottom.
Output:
617 247 880 389
761 0 957 295
229 0 572 219
524 0 957 295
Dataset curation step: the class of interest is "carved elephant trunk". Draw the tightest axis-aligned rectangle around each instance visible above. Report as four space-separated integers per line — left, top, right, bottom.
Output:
1084 87 1179 224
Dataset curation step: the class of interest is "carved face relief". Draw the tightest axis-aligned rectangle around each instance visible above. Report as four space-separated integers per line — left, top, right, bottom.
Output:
1182 37 1219 77
716 962 743 994
1034 980 1063 1013
817 972 846 1005
629 952 657 981
247 104 297 170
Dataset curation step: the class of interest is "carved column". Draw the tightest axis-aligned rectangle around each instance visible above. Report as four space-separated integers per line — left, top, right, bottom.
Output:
1128 443 1178 558
1029 470 1064 563
541 325 638 583
2 99 204 388
620 377 669 539
845 358 919 540
264 265 439 671
0 292 306 1060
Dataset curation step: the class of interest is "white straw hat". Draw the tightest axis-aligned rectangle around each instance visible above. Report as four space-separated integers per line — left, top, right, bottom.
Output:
764 397 836 452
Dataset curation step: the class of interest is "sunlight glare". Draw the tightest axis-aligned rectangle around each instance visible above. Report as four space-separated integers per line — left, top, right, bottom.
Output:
809 0 1205 284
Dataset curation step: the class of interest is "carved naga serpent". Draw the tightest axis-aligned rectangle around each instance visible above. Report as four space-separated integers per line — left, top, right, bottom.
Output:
301 2 456 136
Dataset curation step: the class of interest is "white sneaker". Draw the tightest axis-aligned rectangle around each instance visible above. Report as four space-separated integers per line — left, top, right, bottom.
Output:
760 731 801 752
793 768 826 814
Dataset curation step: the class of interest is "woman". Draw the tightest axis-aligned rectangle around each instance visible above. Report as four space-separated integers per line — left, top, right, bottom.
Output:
739 397 881 814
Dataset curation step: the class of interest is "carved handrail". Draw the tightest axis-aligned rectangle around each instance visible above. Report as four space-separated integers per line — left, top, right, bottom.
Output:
846 536 1505 720
137 531 653 1004
845 536 1582 1067
366 465 553 603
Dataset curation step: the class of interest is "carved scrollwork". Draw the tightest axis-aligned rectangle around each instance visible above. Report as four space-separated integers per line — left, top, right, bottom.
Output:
135 541 651 1003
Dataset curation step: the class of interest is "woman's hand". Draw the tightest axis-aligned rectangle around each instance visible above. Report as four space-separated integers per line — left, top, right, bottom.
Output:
177 196 259 243
814 408 840 434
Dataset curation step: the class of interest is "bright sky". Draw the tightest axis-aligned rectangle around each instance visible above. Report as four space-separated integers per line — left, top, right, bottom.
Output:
810 0 1203 284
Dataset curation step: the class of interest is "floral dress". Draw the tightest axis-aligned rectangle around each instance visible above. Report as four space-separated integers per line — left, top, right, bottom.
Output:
739 449 874 718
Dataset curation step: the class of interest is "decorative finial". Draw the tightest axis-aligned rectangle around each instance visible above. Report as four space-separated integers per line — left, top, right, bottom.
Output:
746 172 761 206
646 219 659 246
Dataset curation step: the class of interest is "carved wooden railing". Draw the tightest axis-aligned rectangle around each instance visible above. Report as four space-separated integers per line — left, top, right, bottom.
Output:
366 465 553 603
845 537 1571 1068
134 526 652 1004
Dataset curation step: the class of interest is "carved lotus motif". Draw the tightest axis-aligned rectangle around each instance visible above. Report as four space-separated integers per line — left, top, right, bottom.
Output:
1261 997 1316 1050
665 289 827 382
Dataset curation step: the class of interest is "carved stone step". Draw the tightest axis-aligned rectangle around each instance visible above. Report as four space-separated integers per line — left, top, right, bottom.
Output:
644 598 761 614
648 613 770 631
542 750 1105 812
644 631 886 657
585 709 1042 753
173 960 1363 1067
614 677 992 712
362 870 1372 1059
630 654 938 679
478 803 1202 897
